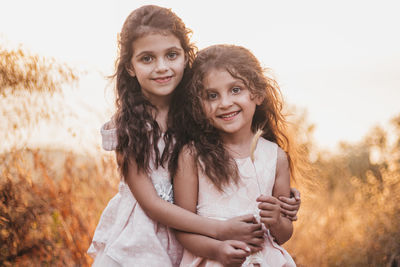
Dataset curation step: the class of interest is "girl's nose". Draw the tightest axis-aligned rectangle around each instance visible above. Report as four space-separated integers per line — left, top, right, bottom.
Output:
155 58 168 73
219 94 233 108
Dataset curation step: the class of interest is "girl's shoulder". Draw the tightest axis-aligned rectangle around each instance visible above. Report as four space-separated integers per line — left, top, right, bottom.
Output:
257 137 288 174
256 137 288 163
258 138 288 169
179 142 197 160
251 137 278 165
257 137 278 153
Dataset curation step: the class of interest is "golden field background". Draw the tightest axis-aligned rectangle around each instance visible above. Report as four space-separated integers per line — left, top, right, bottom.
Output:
1 45 399 266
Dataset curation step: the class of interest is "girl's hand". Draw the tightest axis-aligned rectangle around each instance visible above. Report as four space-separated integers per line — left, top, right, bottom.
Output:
216 240 251 267
217 214 265 252
256 195 281 229
278 187 301 221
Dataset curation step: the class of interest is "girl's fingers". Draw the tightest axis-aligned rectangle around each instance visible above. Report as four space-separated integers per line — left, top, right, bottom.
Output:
230 258 247 267
278 196 296 205
249 222 263 232
256 195 278 203
260 217 277 227
259 210 278 218
250 237 265 246
281 208 298 217
290 187 301 200
247 244 263 253
233 250 250 258
258 202 279 211
252 229 265 237
279 200 300 211
237 214 258 223
229 240 251 253
281 209 297 219
286 215 298 221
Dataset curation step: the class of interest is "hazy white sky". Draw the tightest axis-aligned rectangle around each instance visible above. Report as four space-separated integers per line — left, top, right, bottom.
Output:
1 0 400 149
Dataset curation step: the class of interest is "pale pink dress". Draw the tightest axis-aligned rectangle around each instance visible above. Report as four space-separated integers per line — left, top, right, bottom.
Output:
180 138 296 267
87 122 183 267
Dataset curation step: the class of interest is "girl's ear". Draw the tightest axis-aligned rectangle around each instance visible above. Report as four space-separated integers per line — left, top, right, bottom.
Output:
184 53 189 67
255 95 265 105
125 62 136 77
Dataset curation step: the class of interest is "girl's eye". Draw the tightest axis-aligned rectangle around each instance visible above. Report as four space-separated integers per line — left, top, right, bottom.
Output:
232 87 241 94
167 51 178 60
207 92 218 100
141 55 153 63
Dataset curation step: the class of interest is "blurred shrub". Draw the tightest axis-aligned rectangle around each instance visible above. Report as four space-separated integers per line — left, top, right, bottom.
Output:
0 44 78 95
0 148 118 266
0 42 81 151
286 115 400 267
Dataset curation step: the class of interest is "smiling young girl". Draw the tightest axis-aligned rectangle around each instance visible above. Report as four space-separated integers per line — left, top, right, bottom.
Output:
173 44 297 266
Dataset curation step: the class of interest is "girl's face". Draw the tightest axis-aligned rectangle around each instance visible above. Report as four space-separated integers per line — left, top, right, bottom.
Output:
127 33 186 104
201 68 263 137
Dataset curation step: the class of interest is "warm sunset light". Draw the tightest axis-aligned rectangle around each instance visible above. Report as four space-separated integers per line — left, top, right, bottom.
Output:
1 1 399 266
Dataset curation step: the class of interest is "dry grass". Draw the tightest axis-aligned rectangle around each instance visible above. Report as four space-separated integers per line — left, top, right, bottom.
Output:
0 148 119 266
285 142 400 266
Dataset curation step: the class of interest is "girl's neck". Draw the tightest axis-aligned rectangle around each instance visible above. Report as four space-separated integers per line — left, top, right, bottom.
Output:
147 95 171 133
154 107 169 132
221 129 255 159
149 95 172 112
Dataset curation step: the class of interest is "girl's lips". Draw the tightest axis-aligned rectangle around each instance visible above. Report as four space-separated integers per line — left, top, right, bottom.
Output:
153 76 172 84
217 111 240 121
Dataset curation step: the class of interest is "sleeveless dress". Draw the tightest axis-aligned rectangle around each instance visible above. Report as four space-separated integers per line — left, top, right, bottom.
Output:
87 122 183 267
180 138 296 267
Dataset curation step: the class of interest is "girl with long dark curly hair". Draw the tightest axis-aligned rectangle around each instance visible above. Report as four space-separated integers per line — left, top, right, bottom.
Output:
173 44 298 266
88 6 273 267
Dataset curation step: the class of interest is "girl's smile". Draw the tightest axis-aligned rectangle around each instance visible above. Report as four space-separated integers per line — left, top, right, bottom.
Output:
217 110 241 121
152 75 173 84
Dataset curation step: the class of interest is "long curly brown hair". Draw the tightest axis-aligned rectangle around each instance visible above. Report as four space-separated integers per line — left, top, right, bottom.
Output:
113 5 196 179
173 44 294 191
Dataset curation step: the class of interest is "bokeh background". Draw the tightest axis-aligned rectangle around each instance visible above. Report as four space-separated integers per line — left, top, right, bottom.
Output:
1 0 399 266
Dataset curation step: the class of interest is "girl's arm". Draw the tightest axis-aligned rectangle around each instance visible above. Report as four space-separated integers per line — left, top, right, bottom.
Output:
175 232 251 266
126 154 218 238
256 147 293 245
125 148 263 242
173 146 262 260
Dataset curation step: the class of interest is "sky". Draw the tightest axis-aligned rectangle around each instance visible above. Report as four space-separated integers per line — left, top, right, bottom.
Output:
1 0 400 150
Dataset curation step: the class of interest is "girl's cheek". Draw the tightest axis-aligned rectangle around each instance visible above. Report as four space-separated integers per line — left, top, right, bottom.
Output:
201 103 213 118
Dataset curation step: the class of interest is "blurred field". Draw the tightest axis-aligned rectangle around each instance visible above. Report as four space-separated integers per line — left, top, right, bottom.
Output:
1 43 399 266
0 148 118 266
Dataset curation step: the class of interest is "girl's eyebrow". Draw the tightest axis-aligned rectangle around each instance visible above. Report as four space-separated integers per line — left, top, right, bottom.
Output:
204 80 244 91
135 46 183 58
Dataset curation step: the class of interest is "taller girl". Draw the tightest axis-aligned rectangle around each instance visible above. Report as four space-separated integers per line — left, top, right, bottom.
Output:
88 5 266 267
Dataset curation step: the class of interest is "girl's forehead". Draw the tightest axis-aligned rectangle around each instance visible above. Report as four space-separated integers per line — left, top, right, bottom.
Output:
131 32 183 53
203 67 244 83
133 26 177 42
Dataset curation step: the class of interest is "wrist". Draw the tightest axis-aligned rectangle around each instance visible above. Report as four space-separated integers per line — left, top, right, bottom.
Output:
269 215 283 232
213 240 225 262
213 220 224 240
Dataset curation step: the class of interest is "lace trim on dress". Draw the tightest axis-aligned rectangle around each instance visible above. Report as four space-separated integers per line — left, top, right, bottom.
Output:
154 180 174 203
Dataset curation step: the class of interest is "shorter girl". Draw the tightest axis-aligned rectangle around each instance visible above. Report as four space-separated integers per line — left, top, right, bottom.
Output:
173 44 297 266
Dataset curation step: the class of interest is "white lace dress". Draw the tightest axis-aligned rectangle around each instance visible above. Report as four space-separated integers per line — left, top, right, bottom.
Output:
180 138 296 267
87 122 183 267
